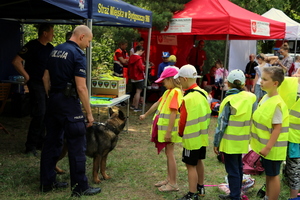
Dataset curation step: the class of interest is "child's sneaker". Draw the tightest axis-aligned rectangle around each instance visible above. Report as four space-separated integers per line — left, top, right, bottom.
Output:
133 108 142 112
198 187 205 197
177 192 199 200
130 105 135 110
256 184 266 198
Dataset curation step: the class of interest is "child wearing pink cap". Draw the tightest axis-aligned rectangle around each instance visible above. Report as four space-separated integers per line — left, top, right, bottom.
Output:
139 67 183 192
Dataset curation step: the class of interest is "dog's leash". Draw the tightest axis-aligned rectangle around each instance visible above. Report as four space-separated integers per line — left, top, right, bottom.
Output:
84 120 104 126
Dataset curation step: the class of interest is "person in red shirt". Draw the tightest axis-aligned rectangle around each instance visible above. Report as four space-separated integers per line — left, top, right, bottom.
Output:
128 46 145 112
113 40 129 81
186 40 207 77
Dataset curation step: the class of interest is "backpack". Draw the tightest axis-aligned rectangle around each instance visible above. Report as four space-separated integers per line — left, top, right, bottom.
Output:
242 150 264 175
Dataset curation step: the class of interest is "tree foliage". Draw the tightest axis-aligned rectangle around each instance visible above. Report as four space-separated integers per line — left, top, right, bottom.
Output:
125 0 190 30
231 0 290 15
22 0 300 76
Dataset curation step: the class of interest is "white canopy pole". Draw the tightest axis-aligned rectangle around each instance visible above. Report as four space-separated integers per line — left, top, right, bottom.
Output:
86 19 93 97
142 27 152 114
221 34 230 101
294 39 298 59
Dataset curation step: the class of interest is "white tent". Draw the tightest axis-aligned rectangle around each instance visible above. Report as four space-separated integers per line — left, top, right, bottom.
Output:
228 40 257 72
262 8 300 40
229 8 300 78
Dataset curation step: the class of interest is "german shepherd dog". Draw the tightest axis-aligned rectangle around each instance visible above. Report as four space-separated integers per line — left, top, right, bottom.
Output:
55 108 127 184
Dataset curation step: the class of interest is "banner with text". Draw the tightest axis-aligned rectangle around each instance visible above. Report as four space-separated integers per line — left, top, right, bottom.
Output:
157 35 177 45
161 18 192 34
250 20 270 36
92 0 152 28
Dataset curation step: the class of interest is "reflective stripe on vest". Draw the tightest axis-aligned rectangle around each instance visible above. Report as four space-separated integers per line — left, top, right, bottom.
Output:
290 110 300 118
182 86 211 150
250 95 289 161
153 88 183 143
219 91 256 154
228 120 251 127
185 113 211 126
222 134 249 141
251 131 287 147
290 123 300 131
114 60 123 67
252 120 289 133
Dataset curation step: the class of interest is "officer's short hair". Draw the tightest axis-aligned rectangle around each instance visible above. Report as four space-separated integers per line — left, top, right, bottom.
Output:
38 23 54 37
65 31 73 41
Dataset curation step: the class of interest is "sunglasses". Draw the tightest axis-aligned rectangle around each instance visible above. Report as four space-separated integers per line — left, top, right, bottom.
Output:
256 54 264 60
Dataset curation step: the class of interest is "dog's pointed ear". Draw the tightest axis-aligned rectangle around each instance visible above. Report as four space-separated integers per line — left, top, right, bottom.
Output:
109 107 114 116
118 110 126 120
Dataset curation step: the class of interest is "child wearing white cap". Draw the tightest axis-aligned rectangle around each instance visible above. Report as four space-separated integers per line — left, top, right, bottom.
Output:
139 67 183 192
175 64 210 200
213 69 256 200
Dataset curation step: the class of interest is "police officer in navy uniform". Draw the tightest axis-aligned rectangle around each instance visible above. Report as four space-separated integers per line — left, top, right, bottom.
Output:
40 25 101 197
12 23 55 156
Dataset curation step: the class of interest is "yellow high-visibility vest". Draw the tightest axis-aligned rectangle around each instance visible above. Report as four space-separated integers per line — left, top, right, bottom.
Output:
182 86 211 150
219 91 256 154
153 87 183 143
278 77 300 144
250 95 289 161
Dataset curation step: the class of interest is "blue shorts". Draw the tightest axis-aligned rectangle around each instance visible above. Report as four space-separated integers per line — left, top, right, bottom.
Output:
261 157 282 176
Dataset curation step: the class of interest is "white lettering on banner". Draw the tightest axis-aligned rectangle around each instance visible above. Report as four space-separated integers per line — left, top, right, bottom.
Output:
161 18 192 33
157 35 178 45
50 50 68 59
250 20 270 36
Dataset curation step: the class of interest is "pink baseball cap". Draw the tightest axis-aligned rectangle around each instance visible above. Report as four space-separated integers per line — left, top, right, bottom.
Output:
155 67 179 83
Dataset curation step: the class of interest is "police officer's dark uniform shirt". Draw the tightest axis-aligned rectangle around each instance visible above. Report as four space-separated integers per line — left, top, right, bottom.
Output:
47 40 86 90
18 39 54 81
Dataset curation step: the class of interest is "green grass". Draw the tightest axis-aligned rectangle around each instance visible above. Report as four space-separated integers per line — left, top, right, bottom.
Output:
0 104 291 199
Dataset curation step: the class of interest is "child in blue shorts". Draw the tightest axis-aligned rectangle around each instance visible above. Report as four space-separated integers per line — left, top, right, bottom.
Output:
250 66 289 200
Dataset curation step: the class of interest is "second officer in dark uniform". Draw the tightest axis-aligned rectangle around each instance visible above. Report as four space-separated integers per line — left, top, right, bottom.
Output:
40 25 101 197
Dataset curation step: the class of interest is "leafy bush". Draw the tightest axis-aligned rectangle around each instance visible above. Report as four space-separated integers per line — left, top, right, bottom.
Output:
91 33 115 77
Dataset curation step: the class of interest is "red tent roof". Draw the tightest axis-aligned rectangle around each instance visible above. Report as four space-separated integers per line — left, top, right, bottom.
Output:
161 0 285 40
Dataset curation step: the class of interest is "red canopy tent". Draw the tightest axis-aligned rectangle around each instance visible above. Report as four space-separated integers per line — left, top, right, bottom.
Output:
140 0 286 110
140 0 285 72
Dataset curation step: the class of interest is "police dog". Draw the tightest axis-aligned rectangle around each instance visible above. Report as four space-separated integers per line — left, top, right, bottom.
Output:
55 108 126 184
86 108 126 183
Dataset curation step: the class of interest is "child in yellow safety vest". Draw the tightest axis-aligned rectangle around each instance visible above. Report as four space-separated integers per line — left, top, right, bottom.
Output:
250 66 289 200
278 76 300 200
175 64 211 200
213 69 256 200
139 67 183 192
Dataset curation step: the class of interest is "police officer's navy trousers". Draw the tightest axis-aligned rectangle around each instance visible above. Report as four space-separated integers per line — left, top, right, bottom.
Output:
26 79 46 151
40 93 89 191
